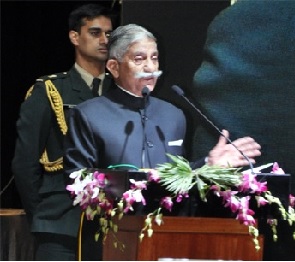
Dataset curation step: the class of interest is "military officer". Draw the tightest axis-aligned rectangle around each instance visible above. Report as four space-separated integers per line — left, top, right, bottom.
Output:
12 3 116 260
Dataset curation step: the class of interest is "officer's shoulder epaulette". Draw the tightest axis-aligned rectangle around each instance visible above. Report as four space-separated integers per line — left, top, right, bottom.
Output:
36 72 68 82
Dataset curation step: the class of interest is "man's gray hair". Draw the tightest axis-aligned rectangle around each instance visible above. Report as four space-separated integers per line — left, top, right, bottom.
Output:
108 24 157 61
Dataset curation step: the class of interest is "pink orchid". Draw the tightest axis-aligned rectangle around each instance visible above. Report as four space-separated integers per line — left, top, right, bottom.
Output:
80 193 92 208
122 191 135 212
236 212 256 226
176 192 189 203
210 185 220 192
69 169 83 180
129 179 147 190
240 196 253 212
122 189 146 212
218 190 238 201
148 169 160 183
236 196 256 226
160 196 173 212
240 173 267 194
93 171 106 187
239 172 254 192
289 194 295 208
66 175 92 196
255 195 269 207
219 190 240 213
132 189 146 205
99 199 113 212
72 192 84 206
123 190 136 205
272 162 285 174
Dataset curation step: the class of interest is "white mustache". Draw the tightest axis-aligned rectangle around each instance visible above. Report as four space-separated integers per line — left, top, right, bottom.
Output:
134 71 163 79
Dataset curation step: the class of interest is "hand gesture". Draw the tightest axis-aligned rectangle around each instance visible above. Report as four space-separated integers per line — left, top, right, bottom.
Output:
207 130 261 168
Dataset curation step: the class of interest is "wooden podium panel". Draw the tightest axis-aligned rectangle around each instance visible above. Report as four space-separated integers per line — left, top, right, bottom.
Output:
103 216 264 261
0 209 35 260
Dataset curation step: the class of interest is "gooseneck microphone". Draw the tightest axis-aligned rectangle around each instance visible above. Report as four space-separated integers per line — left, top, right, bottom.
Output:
171 84 255 174
156 125 169 163
142 86 150 100
141 86 150 168
118 120 134 164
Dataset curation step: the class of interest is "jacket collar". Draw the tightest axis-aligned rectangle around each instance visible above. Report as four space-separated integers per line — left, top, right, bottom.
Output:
105 85 149 110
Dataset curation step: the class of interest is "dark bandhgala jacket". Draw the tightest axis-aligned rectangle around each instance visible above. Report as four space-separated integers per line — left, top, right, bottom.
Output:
12 66 113 237
64 86 187 173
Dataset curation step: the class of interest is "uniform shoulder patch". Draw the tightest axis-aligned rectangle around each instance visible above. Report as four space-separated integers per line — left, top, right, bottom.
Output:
36 72 68 82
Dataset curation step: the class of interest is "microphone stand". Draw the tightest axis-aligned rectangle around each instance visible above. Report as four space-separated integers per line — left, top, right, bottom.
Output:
141 87 150 168
171 85 255 174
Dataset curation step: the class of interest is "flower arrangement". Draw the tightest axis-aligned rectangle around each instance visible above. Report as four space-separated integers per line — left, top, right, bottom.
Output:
66 154 295 252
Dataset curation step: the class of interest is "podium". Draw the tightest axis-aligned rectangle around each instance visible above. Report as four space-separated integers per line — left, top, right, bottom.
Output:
86 169 293 260
103 216 264 261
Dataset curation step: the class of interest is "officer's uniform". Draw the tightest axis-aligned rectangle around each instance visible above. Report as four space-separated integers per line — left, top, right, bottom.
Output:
12 66 113 260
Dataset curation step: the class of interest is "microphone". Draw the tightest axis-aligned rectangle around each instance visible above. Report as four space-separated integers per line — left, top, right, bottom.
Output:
141 87 151 168
142 86 150 98
118 121 134 164
155 126 169 163
171 84 255 174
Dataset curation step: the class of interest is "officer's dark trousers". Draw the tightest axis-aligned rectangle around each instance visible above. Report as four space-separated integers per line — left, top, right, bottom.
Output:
34 233 76 261
34 220 103 261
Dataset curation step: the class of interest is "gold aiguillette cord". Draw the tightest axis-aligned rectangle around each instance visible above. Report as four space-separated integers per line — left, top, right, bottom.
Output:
78 211 85 261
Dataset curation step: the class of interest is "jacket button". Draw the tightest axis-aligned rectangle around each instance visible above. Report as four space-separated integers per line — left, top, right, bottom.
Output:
147 141 153 148
142 115 148 121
